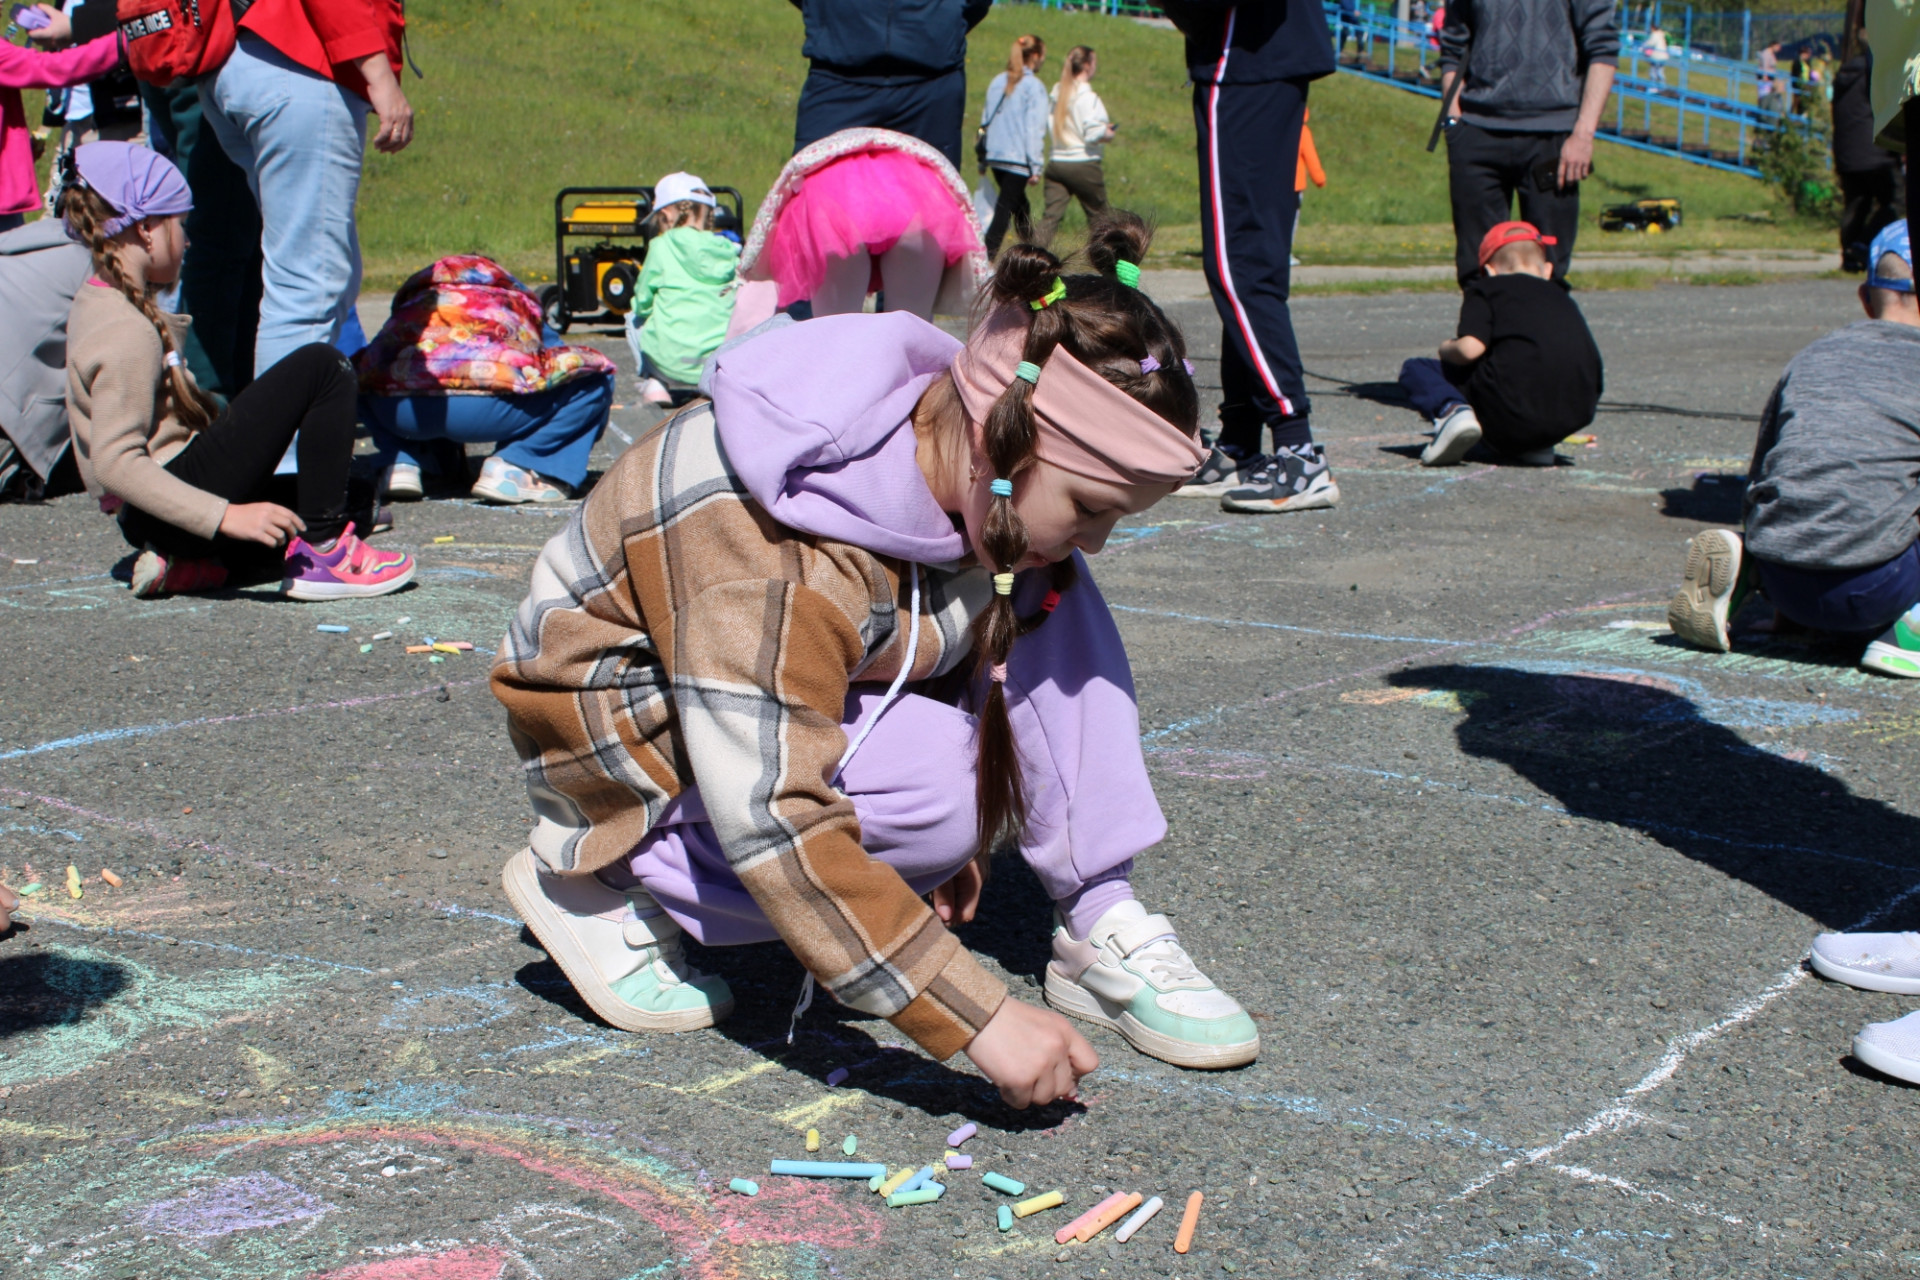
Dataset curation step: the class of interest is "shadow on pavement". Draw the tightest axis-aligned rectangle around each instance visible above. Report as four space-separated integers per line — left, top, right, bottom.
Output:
1393 663 1920 929
0 951 129 1039
1660 472 1746 523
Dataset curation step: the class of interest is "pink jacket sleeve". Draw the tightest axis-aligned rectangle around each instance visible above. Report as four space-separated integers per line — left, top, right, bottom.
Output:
0 32 120 89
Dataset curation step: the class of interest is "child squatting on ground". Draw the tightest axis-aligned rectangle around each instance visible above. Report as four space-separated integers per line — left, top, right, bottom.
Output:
627 171 740 408
492 216 1261 1107
1398 220 1604 468
61 142 414 601
1667 219 1920 1085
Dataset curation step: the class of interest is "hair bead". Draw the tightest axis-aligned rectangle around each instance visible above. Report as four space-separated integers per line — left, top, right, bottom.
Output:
1029 277 1066 311
992 572 1015 595
989 477 1013 497
1113 260 1141 288
1182 358 1195 376
163 351 182 368
1014 361 1041 385
989 662 1008 683
1139 354 1160 375
1040 589 1061 613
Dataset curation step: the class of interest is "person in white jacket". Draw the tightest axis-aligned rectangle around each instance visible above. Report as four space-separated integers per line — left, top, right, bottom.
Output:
1039 46 1116 247
980 34 1049 256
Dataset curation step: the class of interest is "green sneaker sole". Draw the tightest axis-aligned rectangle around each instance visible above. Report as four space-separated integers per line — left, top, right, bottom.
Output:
1043 963 1260 1070
1862 641 1920 679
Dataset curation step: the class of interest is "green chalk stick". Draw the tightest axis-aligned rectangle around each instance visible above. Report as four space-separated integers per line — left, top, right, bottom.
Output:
18 882 41 895
729 1178 759 1196
360 644 373 653
842 1134 857 1156
998 1204 1014 1232
981 1171 1026 1196
888 1186 945 1207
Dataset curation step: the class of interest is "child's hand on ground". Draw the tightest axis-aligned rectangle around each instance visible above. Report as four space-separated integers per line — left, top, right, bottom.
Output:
218 502 304 547
964 997 1098 1108
930 851 990 925
0 882 19 933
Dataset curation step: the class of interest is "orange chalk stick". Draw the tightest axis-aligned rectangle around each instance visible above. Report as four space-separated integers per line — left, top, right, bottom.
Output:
405 645 434 654
1056 1191 1130 1245
1076 1190 1143 1243
1173 1191 1203 1254
99 868 123 888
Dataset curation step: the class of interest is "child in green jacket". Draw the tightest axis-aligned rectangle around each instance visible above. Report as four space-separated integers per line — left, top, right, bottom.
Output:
628 171 741 407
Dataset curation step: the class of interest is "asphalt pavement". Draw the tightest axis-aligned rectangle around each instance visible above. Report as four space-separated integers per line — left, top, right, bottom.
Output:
4 278 1916 1280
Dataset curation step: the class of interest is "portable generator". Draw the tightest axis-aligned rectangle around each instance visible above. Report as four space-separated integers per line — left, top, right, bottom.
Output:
1599 197 1683 233
538 185 747 333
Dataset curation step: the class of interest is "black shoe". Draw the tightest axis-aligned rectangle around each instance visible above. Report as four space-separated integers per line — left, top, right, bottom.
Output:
1175 445 1266 498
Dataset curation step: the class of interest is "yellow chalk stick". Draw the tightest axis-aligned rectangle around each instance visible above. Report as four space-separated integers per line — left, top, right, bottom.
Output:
876 1167 915 1197
100 868 123 888
1077 1191 1143 1243
1013 1190 1064 1219
65 864 81 899
433 535 455 543
1173 1191 1204 1254
806 1129 820 1152
431 643 461 655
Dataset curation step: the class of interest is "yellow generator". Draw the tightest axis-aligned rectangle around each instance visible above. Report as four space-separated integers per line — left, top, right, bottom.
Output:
538 185 745 333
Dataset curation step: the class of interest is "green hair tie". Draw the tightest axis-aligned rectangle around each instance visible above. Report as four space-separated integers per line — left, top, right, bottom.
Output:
1014 361 1041 384
1113 260 1141 288
1030 278 1066 311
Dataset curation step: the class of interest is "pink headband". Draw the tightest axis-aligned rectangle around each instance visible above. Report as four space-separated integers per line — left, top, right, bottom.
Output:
949 306 1207 486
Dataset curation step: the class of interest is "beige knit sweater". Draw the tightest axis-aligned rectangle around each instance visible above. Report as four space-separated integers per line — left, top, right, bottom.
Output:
66 282 223 540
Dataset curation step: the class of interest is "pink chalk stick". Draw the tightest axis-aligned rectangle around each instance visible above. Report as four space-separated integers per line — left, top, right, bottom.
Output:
1056 1191 1130 1245
945 1122 976 1146
945 1154 972 1170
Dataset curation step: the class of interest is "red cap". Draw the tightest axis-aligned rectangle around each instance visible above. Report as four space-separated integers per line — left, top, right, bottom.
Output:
1477 220 1557 267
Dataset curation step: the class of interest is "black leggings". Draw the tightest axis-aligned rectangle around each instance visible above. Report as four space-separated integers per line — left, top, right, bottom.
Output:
119 343 360 574
983 166 1033 258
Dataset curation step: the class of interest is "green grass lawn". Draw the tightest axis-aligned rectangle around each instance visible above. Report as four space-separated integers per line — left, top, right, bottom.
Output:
156 0 1833 287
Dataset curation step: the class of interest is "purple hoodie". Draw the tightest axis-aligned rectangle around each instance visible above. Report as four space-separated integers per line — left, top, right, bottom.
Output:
705 312 968 565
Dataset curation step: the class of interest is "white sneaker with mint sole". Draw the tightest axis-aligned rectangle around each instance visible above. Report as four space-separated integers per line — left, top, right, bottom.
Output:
1044 900 1260 1069
502 848 733 1032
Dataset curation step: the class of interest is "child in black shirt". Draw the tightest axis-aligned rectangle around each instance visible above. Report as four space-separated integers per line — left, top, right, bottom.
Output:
1399 221 1605 467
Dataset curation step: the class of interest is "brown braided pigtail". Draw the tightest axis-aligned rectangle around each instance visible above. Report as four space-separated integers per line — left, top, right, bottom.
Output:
60 184 220 431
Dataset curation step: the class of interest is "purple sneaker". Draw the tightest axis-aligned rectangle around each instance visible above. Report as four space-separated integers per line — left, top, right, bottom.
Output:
283 523 415 600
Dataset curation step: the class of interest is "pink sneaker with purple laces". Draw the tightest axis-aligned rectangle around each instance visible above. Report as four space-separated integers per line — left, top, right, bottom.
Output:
282 523 415 600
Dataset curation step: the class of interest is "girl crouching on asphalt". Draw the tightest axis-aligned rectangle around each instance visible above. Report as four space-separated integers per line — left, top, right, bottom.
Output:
62 142 413 600
493 215 1259 1108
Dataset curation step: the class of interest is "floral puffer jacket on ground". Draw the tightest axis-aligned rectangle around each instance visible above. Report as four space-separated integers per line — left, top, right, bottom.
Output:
355 255 616 396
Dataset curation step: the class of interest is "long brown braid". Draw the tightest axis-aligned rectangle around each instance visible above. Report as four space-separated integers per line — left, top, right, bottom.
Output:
60 183 221 431
965 211 1201 858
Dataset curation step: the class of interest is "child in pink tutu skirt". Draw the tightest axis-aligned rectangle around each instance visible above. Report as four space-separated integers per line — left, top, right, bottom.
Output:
730 127 987 332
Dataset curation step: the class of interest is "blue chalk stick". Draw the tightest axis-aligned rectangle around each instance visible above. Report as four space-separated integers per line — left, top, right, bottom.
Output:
769 1160 889 1179
997 1204 1013 1232
316 624 350 633
897 1165 939 1195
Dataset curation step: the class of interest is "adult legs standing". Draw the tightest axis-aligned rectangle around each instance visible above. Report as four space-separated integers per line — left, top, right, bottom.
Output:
1036 159 1108 246
983 167 1033 257
141 81 263 398
1446 123 1580 286
202 34 371 374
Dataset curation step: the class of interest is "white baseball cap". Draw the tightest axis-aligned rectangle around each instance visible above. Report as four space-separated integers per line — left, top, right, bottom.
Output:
653 171 715 209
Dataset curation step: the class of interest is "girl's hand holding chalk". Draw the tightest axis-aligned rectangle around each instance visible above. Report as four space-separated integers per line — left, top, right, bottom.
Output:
964 998 1098 1109
218 501 304 547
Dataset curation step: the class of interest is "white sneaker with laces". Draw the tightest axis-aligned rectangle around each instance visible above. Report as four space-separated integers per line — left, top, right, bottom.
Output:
471 455 569 505
382 461 424 502
1854 1009 1920 1084
1811 931 1920 994
1420 405 1482 467
501 848 733 1032
1044 899 1260 1069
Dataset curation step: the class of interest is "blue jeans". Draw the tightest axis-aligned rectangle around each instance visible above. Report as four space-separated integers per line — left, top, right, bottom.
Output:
360 374 613 490
1754 541 1920 638
201 34 370 374
1399 356 1471 420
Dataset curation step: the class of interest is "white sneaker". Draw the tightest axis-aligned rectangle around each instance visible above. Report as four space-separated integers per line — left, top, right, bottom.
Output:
470 456 570 505
382 461 424 502
1811 931 1920 994
640 376 674 407
1420 405 1482 467
1854 1009 1920 1084
1044 900 1260 1069
500 848 733 1032
1667 528 1748 654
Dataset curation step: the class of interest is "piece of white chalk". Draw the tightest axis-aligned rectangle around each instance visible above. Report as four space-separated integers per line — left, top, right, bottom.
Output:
825 1067 849 1086
1114 1195 1165 1243
371 631 393 641
946 1122 976 1147
316 624 350 633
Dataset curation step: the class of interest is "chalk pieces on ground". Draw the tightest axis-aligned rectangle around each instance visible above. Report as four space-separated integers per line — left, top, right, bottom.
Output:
99 868 123 888
65 865 81 899
875 1167 915 1197
1115 1195 1164 1242
433 536 455 543
729 1178 759 1196
1013 1190 1064 1219
316 624 350 633
371 631 394 641
842 1134 857 1155
1056 1191 1131 1244
945 1153 972 1170
768 1160 887 1179
805 1129 819 1152
981 1172 1025 1196
1174 1191 1204 1253
405 645 434 654
997 1205 1014 1232
946 1122 976 1146
825 1067 849 1086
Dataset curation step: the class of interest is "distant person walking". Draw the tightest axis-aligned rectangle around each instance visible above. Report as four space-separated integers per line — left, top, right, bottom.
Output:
1037 45 1113 247
979 35 1049 258
1438 0 1619 287
1159 0 1341 514
1758 40 1785 112
1643 23 1669 86
790 0 992 172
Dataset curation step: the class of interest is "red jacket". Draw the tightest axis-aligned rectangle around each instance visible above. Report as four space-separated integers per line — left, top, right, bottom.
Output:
239 0 404 101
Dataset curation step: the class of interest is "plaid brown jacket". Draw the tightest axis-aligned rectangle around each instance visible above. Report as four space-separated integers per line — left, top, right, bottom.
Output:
492 404 1007 1060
